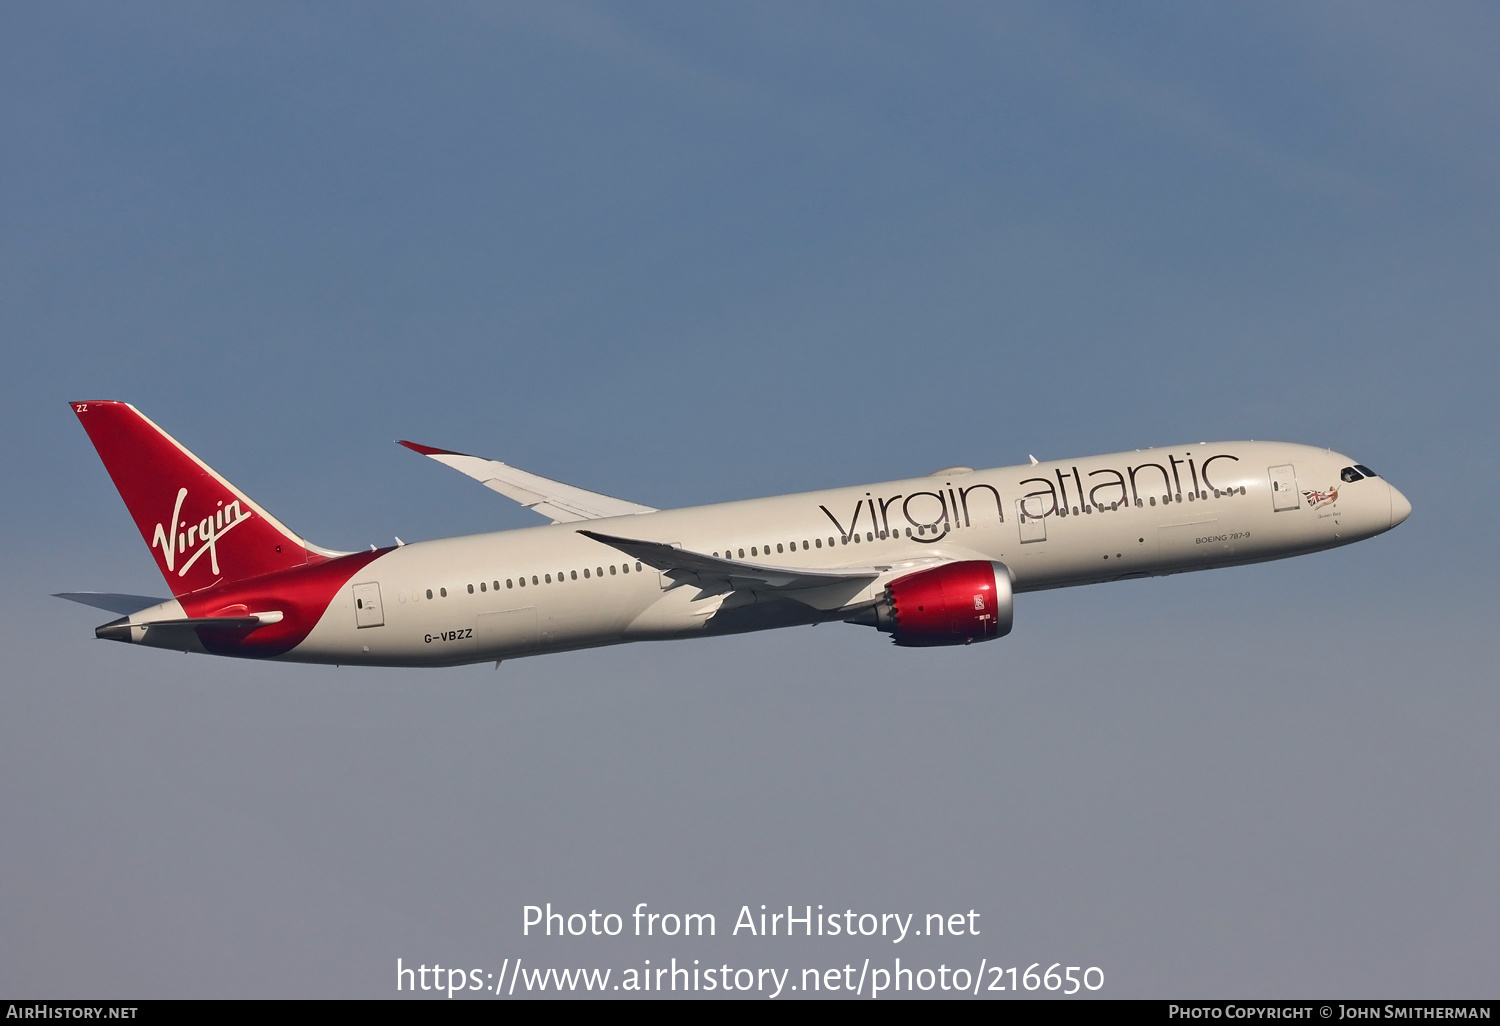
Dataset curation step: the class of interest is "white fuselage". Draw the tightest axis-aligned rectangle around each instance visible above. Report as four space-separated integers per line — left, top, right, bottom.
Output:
123 441 1409 666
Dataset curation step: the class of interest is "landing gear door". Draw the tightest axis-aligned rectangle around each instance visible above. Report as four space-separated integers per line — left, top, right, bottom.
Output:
1017 497 1048 543
352 582 384 628
1269 465 1300 512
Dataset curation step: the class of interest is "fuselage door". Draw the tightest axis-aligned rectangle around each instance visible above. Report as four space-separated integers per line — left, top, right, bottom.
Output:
1269 465 1300 512
1017 497 1048 543
352 582 385 628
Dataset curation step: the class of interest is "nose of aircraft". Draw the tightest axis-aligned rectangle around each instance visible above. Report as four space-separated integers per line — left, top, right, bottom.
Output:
1388 482 1412 528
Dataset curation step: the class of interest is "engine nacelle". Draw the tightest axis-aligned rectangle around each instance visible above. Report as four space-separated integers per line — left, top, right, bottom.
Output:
861 560 1014 647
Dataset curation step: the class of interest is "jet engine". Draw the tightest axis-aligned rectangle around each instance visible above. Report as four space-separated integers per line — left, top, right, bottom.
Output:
852 560 1014 646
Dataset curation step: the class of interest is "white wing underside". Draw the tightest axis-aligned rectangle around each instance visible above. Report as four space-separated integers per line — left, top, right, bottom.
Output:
400 442 656 523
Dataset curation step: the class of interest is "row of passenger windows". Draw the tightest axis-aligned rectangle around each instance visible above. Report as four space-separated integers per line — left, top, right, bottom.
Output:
406 483 1259 599
713 524 948 560
413 561 646 601
1019 486 1248 522
406 528 944 602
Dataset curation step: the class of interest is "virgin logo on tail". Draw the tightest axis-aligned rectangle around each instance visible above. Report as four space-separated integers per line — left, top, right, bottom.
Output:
150 487 252 578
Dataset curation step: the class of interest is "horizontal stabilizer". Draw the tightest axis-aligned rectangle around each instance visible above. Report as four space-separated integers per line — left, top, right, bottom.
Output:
95 610 283 642
55 592 169 615
577 530 889 591
400 441 656 523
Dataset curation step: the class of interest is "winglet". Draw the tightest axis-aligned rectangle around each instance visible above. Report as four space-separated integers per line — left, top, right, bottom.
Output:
399 440 464 458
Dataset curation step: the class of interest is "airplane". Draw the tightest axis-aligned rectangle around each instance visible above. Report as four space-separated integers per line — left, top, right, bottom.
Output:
58 401 1411 667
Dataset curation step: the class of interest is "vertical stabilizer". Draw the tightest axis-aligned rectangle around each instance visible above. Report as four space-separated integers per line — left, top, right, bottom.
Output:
70 401 332 596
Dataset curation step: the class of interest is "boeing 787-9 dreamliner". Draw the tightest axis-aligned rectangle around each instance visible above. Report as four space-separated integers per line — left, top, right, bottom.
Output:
58 401 1411 666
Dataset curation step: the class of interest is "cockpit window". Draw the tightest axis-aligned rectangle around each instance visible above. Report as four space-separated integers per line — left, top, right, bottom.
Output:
1354 464 1378 478
1341 467 1364 483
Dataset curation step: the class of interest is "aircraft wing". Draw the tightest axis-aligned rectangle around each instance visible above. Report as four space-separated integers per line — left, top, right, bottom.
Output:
577 530 890 591
399 441 657 523
54 592 169 615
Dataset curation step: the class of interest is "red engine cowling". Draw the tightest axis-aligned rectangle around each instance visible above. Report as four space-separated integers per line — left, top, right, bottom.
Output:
879 560 1013 647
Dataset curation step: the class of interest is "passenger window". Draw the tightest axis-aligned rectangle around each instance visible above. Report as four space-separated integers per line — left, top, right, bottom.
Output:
1149 497 1156 506
751 547 758 556
636 562 642 571
777 543 783 553
506 580 513 589
622 564 629 574
440 588 447 597
519 578 525 587
544 574 551 584
425 589 433 599
468 584 474 594
584 568 590 578
738 549 745 558
479 582 486 592
866 532 873 541
596 567 603 577
531 576 538 586
493 581 500 591
610 565 617 575
571 570 577 580
1354 465 1377 478
815 538 822 548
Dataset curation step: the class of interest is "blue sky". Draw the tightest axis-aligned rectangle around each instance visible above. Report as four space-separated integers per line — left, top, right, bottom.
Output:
2 2 1496 997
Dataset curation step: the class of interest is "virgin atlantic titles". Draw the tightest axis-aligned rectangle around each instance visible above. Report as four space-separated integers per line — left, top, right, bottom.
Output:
60 402 1410 666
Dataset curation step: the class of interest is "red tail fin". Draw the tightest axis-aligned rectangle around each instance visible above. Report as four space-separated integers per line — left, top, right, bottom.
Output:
70 401 334 597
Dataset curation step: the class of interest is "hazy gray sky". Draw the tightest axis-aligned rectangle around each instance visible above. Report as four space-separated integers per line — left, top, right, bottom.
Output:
2 1 1496 997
